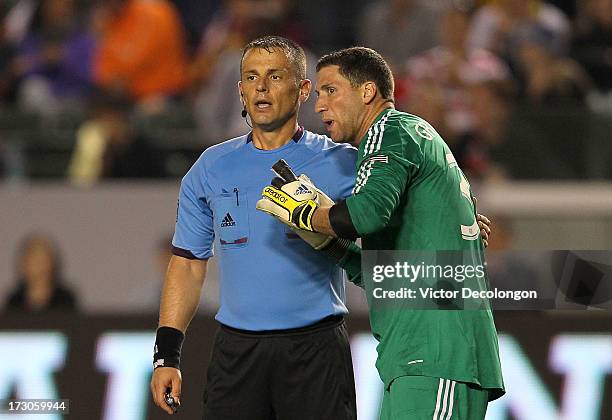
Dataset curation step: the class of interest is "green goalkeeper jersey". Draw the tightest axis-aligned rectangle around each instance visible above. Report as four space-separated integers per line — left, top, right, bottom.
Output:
341 108 504 400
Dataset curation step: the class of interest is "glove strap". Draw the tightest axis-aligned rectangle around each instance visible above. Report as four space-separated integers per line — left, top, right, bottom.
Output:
294 200 318 231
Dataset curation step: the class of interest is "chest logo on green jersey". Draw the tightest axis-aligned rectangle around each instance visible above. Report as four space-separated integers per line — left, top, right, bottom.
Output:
415 122 436 141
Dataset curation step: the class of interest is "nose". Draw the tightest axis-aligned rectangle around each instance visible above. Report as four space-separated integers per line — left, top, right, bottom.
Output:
256 78 268 92
315 95 326 113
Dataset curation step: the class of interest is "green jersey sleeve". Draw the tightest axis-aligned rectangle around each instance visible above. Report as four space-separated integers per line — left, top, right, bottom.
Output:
346 118 422 236
337 242 363 288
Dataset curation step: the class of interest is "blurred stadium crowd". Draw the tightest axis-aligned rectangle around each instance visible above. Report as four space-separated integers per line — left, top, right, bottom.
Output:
0 0 611 184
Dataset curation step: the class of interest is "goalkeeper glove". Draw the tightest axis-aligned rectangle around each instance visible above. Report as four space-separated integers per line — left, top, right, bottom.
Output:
257 176 320 231
287 174 335 249
256 160 334 248
256 162 356 257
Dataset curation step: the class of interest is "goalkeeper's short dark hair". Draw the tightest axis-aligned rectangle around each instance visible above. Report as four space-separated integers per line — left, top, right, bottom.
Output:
316 47 395 101
241 36 307 81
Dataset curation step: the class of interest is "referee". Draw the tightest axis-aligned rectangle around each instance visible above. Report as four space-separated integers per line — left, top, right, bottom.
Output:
150 36 357 419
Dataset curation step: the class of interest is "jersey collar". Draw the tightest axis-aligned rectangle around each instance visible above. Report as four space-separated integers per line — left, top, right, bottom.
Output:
246 126 304 143
358 108 394 146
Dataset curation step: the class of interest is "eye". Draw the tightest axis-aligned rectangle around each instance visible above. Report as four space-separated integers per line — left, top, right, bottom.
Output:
246 75 257 81
327 87 336 94
271 74 281 80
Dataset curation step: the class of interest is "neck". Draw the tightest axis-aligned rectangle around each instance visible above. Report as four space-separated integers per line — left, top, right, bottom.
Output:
354 101 394 146
251 119 299 151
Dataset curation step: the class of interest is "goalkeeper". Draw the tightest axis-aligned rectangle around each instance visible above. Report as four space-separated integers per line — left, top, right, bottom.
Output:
257 47 504 419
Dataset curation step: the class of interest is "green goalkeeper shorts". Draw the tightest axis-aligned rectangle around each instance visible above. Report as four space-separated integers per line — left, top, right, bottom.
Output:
380 375 489 420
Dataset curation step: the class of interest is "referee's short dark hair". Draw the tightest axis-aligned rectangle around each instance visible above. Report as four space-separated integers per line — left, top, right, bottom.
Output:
316 47 394 101
241 36 307 81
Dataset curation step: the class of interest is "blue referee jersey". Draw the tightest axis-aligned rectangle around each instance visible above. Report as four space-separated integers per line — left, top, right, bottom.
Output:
173 128 357 330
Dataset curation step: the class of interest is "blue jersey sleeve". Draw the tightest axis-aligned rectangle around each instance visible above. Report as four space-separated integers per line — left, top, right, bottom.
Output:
328 144 357 201
172 165 214 259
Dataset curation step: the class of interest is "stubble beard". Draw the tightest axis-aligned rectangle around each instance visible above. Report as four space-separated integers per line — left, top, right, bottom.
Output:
337 119 358 145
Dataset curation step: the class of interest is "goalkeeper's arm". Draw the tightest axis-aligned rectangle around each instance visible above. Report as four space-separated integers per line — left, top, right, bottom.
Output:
255 160 363 286
330 240 363 288
293 224 363 289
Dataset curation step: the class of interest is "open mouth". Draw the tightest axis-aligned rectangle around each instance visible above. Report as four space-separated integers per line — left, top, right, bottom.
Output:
255 100 272 109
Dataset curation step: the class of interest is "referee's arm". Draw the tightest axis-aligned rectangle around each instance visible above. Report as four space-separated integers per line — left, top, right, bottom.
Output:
159 255 208 331
151 255 208 415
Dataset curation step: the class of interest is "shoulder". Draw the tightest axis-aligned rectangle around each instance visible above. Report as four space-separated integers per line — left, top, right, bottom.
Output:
54 285 76 304
299 130 357 159
5 287 24 307
200 134 249 163
298 131 357 173
385 110 437 139
365 110 433 158
368 109 413 140
183 134 248 183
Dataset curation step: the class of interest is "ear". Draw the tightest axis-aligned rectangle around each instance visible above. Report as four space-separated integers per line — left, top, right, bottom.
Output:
238 81 245 106
362 81 377 105
298 79 312 103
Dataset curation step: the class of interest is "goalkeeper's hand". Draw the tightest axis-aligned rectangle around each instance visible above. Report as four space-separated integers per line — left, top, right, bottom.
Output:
257 171 334 249
257 175 321 232
289 175 335 249
290 223 333 250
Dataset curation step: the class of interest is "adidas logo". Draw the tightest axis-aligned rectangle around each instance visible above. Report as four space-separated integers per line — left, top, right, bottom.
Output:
221 213 236 227
294 184 312 195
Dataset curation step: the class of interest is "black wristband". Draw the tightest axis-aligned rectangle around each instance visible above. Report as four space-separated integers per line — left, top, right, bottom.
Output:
329 200 359 241
153 326 185 369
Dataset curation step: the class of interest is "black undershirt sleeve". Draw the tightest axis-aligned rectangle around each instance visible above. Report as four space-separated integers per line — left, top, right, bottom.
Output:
172 246 202 260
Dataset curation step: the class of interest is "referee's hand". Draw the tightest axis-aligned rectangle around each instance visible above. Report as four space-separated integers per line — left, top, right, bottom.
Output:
151 367 182 415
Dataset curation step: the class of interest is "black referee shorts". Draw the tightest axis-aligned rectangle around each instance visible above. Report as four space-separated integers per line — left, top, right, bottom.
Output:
202 315 357 420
